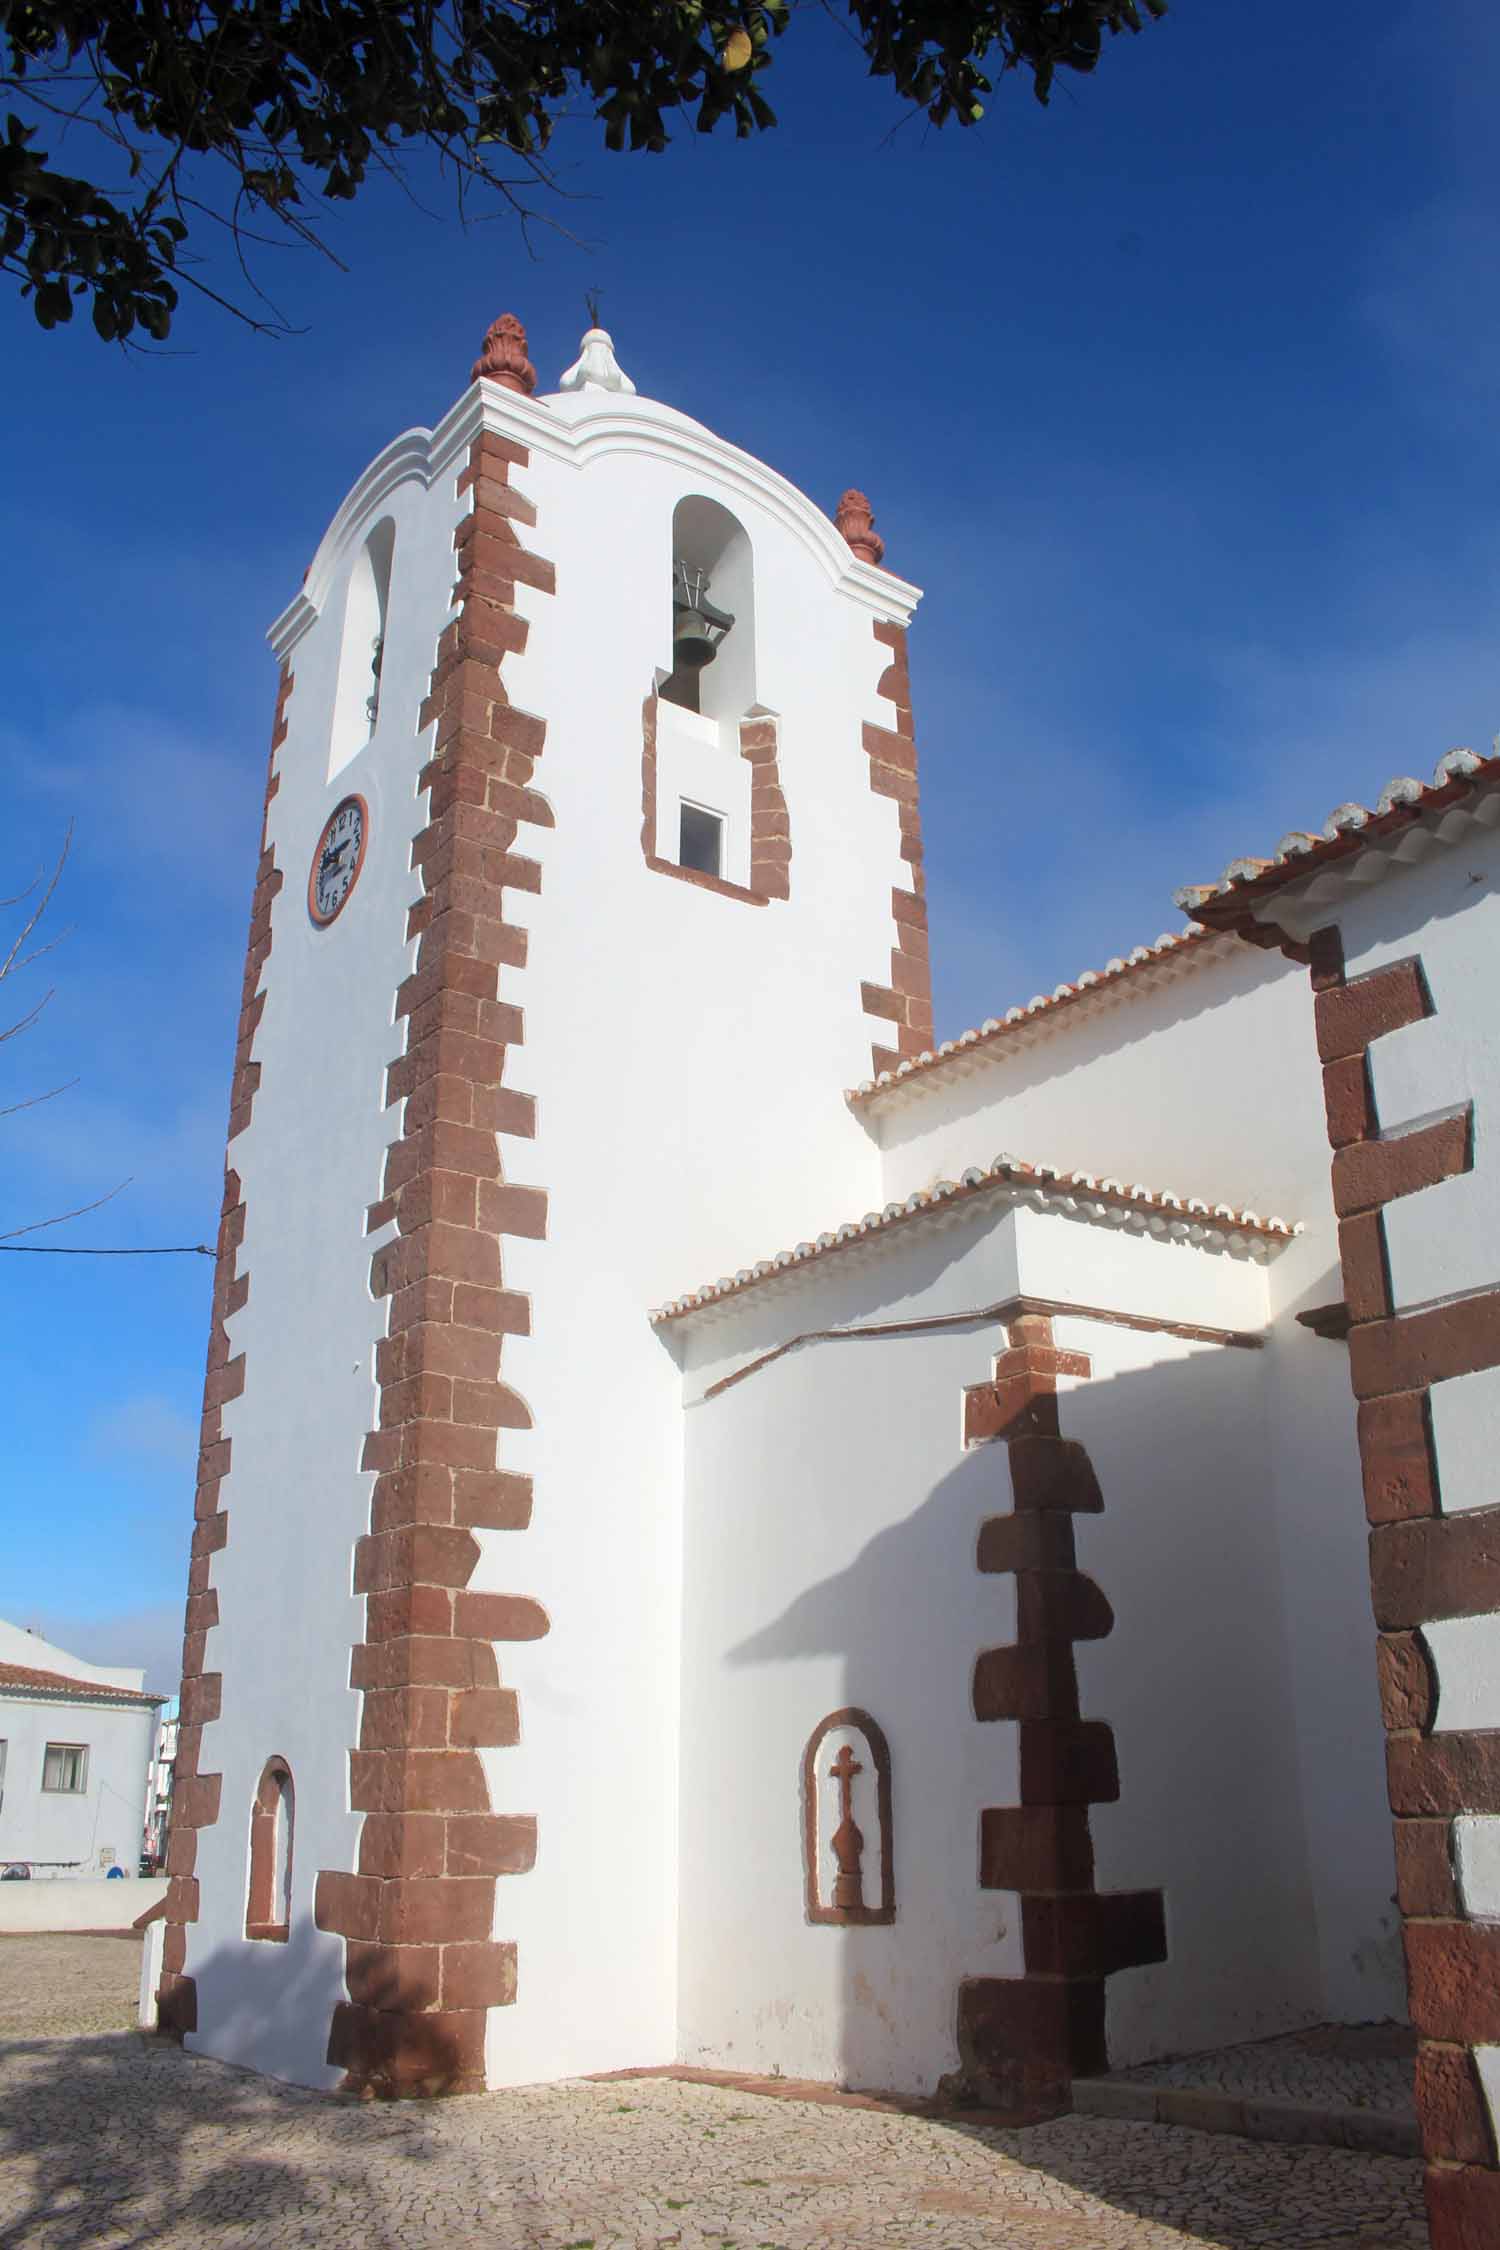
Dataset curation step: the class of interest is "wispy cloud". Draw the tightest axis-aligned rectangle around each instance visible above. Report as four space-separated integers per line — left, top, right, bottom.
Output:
5 703 263 890
929 583 1500 1036
89 1393 199 1475
18 1602 184 1699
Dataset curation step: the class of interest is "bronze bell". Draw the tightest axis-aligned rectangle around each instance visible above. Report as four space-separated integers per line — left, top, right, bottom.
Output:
671 559 734 671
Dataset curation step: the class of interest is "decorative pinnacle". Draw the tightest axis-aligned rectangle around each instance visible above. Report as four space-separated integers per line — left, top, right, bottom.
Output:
471 311 536 395
836 490 884 567
559 326 636 395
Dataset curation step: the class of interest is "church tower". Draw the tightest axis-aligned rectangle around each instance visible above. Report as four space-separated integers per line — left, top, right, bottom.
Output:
158 314 931 2094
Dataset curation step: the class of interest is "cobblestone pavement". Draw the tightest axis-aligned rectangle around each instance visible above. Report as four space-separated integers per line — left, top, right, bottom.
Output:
1116 2026 1415 2120
0 1938 1427 2250
0 1933 140 2039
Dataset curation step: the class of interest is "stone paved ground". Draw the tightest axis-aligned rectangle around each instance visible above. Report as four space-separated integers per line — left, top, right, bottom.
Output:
0 1936 1428 2249
1116 2026 1415 2121
0 1932 140 2038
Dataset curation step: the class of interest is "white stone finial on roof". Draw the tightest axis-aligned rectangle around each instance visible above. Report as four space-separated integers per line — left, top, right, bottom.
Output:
559 327 636 395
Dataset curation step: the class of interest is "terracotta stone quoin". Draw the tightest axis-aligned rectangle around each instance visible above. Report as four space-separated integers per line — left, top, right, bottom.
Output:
859 612 933 1076
950 1314 1166 2113
157 664 291 2038
1307 920 1500 2245
318 371 554 2100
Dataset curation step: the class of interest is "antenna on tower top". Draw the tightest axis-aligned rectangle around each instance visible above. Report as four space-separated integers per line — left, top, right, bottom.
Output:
584 287 603 330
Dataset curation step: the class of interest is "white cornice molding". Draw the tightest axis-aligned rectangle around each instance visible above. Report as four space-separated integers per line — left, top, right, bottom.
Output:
650 1155 1298 1331
268 382 920 659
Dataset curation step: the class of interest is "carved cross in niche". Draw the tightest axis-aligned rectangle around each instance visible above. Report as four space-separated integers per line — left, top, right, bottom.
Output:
801 1710 894 1926
828 1741 866 1912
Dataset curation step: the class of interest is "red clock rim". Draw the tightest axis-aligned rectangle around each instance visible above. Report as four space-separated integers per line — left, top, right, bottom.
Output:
307 793 370 928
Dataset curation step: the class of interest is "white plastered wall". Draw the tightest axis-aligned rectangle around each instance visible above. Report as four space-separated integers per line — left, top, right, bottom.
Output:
672 1196 1340 2087
184 451 465 2086
1312 818 1500 1927
1261 800 1500 2133
188 375 919 2089
857 933 1403 2022
470 387 914 2086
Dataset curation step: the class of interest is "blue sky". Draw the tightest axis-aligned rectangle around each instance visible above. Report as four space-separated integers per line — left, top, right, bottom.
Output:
2 0 1497 1690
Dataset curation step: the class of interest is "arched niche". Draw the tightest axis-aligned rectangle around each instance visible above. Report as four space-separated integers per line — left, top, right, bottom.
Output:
245 1755 294 1942
329 516 395 778
661 494 756 732
801 1708 895 1927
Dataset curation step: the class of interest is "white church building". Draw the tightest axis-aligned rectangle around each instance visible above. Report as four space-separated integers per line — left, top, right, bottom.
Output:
158 312 1500 2249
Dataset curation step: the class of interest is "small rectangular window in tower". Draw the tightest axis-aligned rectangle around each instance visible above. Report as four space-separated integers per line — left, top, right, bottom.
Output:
679 801 724 879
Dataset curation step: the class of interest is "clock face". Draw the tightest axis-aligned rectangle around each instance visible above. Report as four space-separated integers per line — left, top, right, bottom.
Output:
308 795 368 927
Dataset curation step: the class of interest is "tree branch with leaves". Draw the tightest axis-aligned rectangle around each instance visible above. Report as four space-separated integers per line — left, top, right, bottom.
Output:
2 1 1165 343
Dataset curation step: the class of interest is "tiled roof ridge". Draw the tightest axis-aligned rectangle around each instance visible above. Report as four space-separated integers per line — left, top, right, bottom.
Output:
650 1155 1300 1326
1174 746 1499 922
0 1658 161 1706
846 925 1219 1105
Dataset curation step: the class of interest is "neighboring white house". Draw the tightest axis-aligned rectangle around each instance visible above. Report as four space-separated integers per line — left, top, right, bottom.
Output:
0 1621 164 1876
144 1701 179 1872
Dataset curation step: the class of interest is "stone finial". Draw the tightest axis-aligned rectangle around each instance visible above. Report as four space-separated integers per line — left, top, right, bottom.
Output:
836 490 885 568
558 326 636 396
471 311 536 395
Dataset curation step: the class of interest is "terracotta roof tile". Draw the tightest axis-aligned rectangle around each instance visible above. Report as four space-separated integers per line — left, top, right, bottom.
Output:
847 927 1222 1107
0 1659 161 1707
1174 748 1499 930
650 1156 1299 1326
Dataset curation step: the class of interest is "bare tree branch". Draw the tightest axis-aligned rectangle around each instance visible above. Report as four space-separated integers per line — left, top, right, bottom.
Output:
0 1179 131 1246
0 1078 78 1121
0 824 71 984
0 986 55 1044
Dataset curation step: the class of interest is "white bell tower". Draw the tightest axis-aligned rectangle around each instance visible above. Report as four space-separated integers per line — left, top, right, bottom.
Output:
159 311 933 2094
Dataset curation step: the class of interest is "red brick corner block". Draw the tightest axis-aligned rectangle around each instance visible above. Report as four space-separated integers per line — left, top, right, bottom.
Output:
1307 924 1500 2247
317 429 553 2099
158 665 292 2037
956 1315 1166 2112
860 619 933 1076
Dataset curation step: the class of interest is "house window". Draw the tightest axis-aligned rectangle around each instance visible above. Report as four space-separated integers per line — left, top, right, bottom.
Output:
679 801 724 879
42 1743 88 1794
245 1756 295 1941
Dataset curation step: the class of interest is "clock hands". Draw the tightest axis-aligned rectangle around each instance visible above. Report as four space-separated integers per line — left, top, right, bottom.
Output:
310 797 366 926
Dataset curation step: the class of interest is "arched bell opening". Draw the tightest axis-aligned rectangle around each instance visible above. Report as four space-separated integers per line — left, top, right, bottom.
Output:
660 495 756 728
329 517 395 777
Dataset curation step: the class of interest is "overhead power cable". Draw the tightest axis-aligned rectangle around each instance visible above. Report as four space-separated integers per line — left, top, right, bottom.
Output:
0 1243 213 1257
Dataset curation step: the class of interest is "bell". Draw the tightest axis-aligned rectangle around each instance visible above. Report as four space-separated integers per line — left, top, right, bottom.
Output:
671 609 719 671
671 559 735 673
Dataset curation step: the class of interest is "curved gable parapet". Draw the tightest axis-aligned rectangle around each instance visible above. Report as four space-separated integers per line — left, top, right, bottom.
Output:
532 391 923 621
267 425 438 660
268 381 920 659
